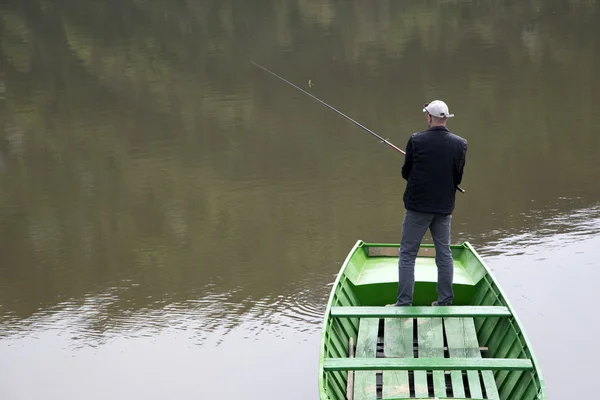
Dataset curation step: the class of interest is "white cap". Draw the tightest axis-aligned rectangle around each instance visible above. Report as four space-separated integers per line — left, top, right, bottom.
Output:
423 100 454 118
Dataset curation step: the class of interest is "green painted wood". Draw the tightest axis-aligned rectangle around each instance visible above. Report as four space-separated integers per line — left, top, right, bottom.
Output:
472 282 491 333
319 241 546 400
485 318 511 357
339 282 361 333
340 281 360 305
382 318 412 399
417 318 446 398
490 323 517 387
332 291 358 345
354 318 379 400
505 370 533 400
331 306 510 318
482 370 500 400
462 318 484 398
522 381 539 400
325 369 346 400
336 287 351 305
326 332 344 358
329 320 351 359
449 317 499 399
499 338 527 399
477 316 501 346
471 280 490 306
356 255 473 287
481 282 500 306
495 328 523 390
331 316 355 353
443 318 467 398
330 371 347 400
500 370 524 400
323 357 533 371
414 331 428 398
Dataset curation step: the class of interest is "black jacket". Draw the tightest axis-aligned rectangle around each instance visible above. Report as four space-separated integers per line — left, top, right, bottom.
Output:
402 126 467 214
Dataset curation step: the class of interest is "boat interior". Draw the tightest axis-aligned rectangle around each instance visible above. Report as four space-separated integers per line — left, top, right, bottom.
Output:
321 242 543 400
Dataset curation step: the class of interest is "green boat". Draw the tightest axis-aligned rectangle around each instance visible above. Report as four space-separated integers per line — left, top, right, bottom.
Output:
319 240 545 400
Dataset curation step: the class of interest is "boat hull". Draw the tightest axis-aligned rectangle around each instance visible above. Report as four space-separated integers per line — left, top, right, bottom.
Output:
318 241 545 400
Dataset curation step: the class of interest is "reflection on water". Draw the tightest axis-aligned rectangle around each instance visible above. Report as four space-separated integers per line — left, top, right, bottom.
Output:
2 202 598 349
1 0 600 399
477 202 600 258
0 278 326 348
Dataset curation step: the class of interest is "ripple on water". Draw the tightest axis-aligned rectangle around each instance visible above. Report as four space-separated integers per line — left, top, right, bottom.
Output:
477 203 600 258
0 273 331 347
2 205 598 348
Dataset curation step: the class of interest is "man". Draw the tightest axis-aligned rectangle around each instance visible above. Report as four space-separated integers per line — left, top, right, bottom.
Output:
395 100 467 306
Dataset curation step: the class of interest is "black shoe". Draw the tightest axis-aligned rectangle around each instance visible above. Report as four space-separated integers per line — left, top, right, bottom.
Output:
431 301 439 306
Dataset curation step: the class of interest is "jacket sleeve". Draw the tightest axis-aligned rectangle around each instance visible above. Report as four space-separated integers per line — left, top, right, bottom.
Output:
454 139 467 186
401 136 413 180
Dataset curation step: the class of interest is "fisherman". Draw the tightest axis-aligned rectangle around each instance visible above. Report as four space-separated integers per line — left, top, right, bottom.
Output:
395 100 467 306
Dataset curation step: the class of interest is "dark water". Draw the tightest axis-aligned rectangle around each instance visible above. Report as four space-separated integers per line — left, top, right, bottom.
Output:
0 1 599 398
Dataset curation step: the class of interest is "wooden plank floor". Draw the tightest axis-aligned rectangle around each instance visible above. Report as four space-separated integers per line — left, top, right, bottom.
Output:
461 318 499 400
414 319 429 398
444 318 467 398
418 318 446 398
353 315 501 399
354 318 379 400
445 317 484 397
383 318 411 398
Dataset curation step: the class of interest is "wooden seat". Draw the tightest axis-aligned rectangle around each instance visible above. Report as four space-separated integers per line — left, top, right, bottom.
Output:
325 356 533 371
330 306 511 318
340 313 526 399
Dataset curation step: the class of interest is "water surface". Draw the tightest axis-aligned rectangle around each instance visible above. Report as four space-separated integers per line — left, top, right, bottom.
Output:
1 1 599 398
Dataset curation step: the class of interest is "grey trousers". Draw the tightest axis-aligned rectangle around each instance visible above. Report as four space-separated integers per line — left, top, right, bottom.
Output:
397 210 454 306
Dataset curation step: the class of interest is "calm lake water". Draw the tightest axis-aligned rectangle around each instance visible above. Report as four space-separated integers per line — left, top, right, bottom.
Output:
1 1 599 399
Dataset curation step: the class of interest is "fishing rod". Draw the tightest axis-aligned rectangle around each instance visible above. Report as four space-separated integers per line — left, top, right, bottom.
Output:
251 61 405 155
251 61 465 194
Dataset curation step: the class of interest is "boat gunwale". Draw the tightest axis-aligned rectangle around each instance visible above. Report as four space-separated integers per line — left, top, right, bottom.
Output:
318 239 364 400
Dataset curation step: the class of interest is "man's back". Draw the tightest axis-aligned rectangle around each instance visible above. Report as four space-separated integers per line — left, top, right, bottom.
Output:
402 125 467 215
